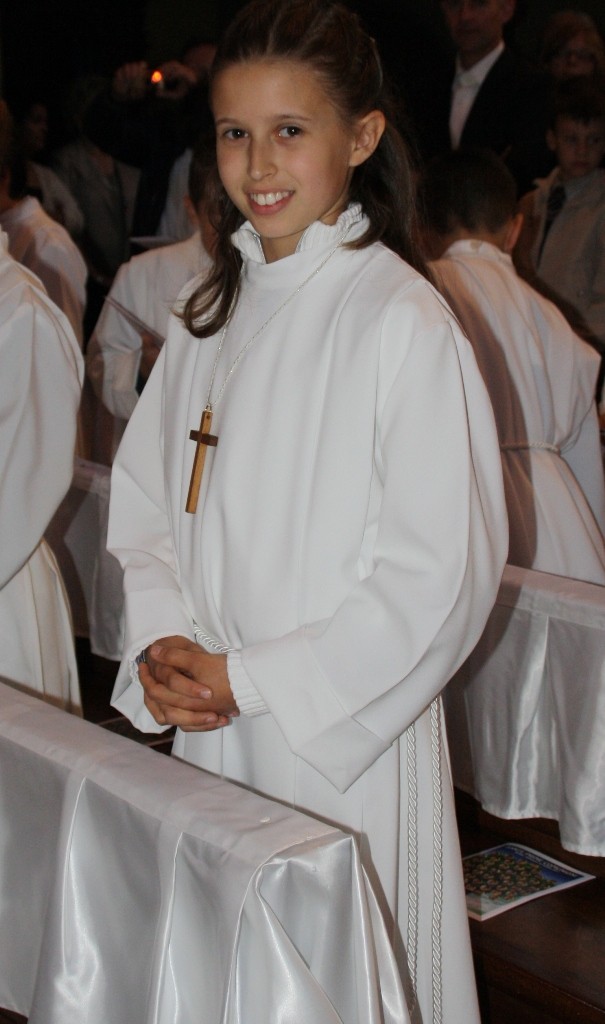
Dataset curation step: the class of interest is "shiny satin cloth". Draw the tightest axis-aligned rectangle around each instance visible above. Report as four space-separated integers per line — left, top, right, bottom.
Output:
46 457 125 661
0 682 408 1024
446 564 605 856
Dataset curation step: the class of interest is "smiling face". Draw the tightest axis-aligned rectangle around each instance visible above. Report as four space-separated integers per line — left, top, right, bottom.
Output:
212 59 382 262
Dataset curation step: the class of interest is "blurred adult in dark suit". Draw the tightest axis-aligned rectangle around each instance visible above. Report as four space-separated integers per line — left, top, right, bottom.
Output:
411 0 552 194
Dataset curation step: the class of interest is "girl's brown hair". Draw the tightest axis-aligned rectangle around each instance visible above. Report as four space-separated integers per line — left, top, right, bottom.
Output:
182 0 426 338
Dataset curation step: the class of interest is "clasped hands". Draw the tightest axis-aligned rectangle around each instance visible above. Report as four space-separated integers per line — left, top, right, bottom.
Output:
139 635 238 732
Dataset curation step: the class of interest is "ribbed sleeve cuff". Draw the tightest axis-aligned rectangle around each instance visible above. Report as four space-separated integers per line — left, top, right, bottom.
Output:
227 650 269 717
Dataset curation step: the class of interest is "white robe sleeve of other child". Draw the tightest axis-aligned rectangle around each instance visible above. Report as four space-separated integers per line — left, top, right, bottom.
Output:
87 234 211 422
0 233 83 706
0 197 88 348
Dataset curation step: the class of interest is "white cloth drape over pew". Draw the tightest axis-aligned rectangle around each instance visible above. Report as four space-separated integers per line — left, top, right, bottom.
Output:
0 681 407 1024
445 564 605 856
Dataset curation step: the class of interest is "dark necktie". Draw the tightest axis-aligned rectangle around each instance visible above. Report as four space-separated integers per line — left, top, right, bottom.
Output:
539 183 566 258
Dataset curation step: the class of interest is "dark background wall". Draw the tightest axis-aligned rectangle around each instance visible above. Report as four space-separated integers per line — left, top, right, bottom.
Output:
1 0 604 145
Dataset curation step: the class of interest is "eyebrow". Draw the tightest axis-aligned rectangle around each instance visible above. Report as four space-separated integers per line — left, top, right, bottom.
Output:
215 113 314 126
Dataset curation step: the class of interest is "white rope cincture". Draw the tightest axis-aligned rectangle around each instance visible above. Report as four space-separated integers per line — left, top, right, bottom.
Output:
430 696 444 1024
500 440 561 455
129 657 141 686
405 721 419 1015
193 624 235 654
130 627 233 680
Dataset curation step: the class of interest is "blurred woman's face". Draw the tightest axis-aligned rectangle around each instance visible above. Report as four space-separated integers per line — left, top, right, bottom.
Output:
549 32 601 81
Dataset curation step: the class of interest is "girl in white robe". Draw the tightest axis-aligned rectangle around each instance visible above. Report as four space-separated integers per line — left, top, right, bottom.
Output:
109 3 509 1021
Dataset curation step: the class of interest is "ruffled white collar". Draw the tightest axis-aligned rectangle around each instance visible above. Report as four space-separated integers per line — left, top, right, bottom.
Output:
231 202 367 263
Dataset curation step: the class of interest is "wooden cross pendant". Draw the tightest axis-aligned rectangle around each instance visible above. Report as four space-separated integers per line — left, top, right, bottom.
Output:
186 406 218 513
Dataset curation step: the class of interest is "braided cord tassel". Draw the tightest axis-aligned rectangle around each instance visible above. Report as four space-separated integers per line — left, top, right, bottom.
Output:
430 697 444 1024
193 623 235 654
405 721 419 1015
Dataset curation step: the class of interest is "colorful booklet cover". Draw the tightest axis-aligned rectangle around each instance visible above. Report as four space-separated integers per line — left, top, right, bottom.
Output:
463 842 594 921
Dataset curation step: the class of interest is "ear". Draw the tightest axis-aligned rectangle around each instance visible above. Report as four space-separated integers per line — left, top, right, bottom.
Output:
503 212 523 254
546 128 557 153
349 110 386 168
500 0 516 26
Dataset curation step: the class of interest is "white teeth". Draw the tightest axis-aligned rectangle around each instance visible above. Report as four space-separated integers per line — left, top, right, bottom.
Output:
250 191 290 206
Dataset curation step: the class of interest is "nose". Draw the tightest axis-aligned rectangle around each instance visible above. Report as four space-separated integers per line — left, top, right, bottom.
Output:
248 138 275 181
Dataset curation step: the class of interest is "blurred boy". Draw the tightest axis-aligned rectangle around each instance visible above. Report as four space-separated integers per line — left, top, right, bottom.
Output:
423 148 605 583
515 78 605 387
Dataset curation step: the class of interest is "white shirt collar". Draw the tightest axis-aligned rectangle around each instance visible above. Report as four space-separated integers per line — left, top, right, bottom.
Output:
558 168 604 200
454 41 504 87
441 238 511 267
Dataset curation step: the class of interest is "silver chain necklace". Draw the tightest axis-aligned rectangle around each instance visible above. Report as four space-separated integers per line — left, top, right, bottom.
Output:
207 229 349 409
185 226 350 514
